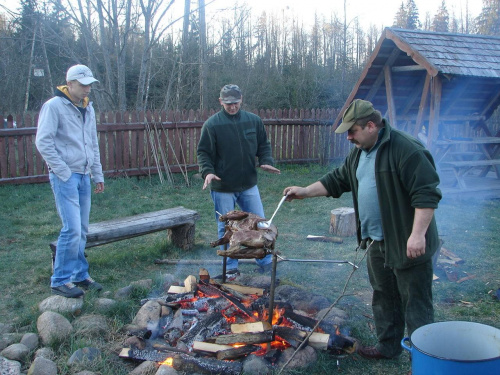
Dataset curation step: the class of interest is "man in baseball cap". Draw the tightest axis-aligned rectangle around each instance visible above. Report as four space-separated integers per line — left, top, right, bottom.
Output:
36 63 104 298
335 99 376 134
219 84 242 104
283 98 441 364
198 84 281 277
66 64 99 85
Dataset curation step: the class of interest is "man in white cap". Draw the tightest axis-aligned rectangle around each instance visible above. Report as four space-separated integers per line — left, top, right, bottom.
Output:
283 99 441 363
36 64 104 298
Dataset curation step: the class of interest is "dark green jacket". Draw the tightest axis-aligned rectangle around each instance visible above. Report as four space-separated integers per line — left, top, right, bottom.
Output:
197 109 274 192
320 120 442 269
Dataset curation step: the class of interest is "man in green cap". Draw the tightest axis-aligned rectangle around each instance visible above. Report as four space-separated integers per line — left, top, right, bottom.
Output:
283 99 442 361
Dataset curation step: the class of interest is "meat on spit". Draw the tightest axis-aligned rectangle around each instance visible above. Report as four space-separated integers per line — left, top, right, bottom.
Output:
210 211 278 259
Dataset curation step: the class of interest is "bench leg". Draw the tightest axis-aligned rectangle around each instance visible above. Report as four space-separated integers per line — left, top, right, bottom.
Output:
168 223 196 250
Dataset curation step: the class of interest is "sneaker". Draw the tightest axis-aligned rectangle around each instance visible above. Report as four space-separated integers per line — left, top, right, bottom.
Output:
74 277 103 291
214 268 240 280
51 282 84 298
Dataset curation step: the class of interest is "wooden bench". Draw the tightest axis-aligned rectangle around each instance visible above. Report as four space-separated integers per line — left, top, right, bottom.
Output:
50 206 200 258
440 159 500 189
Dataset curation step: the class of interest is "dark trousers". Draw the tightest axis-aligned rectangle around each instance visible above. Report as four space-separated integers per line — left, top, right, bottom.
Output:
367 241 434 358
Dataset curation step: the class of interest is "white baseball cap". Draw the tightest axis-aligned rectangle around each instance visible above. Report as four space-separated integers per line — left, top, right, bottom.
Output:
66 64 99 85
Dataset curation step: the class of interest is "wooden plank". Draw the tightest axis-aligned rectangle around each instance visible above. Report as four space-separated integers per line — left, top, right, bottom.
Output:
50 206 199 249
441 159 500 168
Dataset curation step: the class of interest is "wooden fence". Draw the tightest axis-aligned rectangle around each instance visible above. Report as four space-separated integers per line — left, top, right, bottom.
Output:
0 108 350 185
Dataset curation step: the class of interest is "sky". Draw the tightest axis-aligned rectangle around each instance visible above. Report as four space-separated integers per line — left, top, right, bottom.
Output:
246 0 483 29
0 0 484 31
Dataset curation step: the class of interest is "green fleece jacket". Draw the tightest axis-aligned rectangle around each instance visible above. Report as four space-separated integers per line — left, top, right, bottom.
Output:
197 108 274 192
320 120 442 269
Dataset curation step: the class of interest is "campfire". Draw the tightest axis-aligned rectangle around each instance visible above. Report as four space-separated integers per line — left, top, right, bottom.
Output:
119 210 356 374
119 270 356 373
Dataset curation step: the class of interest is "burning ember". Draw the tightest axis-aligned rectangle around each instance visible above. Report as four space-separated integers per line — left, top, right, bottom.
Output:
120 269 356 374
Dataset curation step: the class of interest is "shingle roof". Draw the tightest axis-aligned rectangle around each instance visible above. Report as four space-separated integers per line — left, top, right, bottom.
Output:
388 28 500 78
336 27 500 128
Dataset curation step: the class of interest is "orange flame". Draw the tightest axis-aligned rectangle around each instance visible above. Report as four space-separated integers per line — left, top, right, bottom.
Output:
159 357 173 367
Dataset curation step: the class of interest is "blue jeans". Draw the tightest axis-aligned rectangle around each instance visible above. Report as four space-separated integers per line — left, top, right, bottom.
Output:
49 172 91 287
211 185 272 270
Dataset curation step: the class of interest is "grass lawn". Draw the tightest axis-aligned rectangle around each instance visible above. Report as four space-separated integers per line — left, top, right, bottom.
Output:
0 163 499 374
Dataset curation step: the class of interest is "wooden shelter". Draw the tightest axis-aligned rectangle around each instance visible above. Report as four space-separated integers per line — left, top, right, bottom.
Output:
335 27 500 195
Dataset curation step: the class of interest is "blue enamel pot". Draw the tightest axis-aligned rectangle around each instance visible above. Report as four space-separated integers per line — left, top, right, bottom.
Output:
401 321 500 375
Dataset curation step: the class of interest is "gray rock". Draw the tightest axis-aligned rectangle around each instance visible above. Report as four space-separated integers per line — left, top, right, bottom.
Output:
242 354 272 375
67 347 101 365
0 323 15 334
0 356 22 375
26 356 57 375
34 347 55 361
1 343 30 362
132 301 161 331
74 371 99 375
0 333 24 351
131 279 153 290
115 285 133 300
37 311 73 346
155 364 179 375
73 314 109 338
94 298 117 312
20 333 39 351
275 345 317 370
38 295 84 315
128 360 156 374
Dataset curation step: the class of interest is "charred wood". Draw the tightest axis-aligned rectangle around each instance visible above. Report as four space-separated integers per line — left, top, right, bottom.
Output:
171 353 243 375
177 311 227 350
198 282 256 320
213 331 274 345
216 344 260 360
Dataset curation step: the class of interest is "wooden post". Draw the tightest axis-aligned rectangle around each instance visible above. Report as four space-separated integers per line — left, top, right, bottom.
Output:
329 207 356 237
168 223 196 250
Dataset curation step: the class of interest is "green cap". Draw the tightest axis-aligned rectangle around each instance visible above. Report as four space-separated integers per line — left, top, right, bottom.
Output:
335 99 375 133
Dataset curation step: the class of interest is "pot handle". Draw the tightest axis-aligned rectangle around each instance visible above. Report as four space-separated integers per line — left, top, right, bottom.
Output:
401 337 412 353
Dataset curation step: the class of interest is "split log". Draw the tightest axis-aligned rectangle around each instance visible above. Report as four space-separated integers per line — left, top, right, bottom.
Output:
274 326 356 353
217 247 267 259
213 331 274 345
439 247 464 264
184 275 197 292
171 353 243 375
274 326 329 350
168 285 187 294
216 344 260 361
119 347 169 362
192 341 232 354
306 235 343 243
199 268 210 282
329 207 356 236
231 321 272 334
283 310 318 330
222 283 265 296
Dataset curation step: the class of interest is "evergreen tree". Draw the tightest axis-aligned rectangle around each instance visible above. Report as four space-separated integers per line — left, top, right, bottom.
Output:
405 0 421 29
476 0 500 35
393 2 407 28
432 0 450 32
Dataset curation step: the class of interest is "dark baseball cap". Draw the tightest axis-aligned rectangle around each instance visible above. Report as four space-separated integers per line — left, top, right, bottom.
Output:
220 84 242 104
335 99 375 133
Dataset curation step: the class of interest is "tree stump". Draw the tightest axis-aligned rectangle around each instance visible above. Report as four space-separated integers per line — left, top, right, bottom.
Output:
168 223 196 250
329 207 356 237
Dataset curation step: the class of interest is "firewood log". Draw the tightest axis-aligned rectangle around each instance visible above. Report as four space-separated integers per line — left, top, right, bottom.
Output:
216 344 260 360
213 331 274 345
